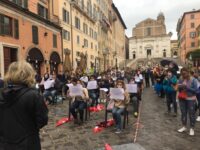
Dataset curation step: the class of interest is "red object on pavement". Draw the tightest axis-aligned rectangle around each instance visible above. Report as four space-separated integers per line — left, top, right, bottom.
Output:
96 119 115 127
89 104 105 112
56 117 73 127
106 119 115 127
93 126 104 133
105 143 112 150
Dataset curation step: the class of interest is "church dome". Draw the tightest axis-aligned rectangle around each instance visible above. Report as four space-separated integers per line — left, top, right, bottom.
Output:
157 12 165 21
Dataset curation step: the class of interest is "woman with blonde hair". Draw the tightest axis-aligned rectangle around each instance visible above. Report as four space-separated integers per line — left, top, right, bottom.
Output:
0 61 48 150
111 80 130 134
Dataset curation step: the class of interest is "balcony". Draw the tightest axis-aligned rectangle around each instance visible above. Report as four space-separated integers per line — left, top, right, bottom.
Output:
71 0 97 23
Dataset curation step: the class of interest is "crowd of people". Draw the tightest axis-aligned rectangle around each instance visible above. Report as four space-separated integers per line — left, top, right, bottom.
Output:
1 60 200 149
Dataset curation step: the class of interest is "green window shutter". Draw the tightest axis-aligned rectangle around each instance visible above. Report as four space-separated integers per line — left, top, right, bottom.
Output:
32 26 38 44
14 19 19 39
0 14 3 35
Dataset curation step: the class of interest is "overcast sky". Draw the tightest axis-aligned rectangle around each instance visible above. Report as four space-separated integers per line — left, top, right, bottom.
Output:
113 0 200 39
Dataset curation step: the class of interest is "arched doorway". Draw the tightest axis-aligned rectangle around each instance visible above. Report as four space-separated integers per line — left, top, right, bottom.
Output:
50 51 61 75
27 48 44 75
163 49 166 57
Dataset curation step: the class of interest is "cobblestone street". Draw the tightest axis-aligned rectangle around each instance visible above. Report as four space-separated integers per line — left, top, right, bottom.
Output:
41 88 200 150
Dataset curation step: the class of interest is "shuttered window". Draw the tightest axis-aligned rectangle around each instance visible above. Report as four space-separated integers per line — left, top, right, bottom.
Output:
63 8 69 23
53 34 57 48
32 26 39 44
0 14 12 36
14 19 19 39
38 4 48 19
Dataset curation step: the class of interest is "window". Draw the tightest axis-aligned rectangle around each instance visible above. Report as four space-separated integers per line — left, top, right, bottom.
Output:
75 17 80 30
191 23 195 28
91 42 93 49
0 14 13 36
146 27 151 36
94 32 97 40
191 14 194 19
77 35 80 44
63 8 69 23
84 39 88 47
63 30 70 41
89 28 93 38
38 4 48 19
53 34 57 48
95 45 97 51
191 42 195 47
9 0 28 8
163 49 166 57
83 23 88 34
190 32 196 38
132 51 136 59
32 26 38 44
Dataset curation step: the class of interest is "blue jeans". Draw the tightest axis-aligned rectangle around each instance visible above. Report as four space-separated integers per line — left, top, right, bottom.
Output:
179 100 196 128
89 90 98 106
112 107 125 130
70 100 86 121
43 89 57 103
130 93 139 113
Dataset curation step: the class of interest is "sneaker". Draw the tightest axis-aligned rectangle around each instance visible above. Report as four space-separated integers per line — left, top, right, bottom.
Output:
134 112 138 118
189 128 194 136
178 127 187 133
196 116 200 122
115 129 122 134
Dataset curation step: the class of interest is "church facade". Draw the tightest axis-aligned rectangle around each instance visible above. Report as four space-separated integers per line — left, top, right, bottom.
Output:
129 13 171 61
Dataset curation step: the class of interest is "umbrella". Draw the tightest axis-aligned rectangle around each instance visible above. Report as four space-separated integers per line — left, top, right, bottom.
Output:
160 59 178 71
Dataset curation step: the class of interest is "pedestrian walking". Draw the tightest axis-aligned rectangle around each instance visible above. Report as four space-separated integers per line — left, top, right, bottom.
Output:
0 61 48 150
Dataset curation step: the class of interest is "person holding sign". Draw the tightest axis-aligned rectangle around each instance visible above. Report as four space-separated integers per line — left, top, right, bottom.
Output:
110 80 129 134
69 78 89 125
87 75 98 106
127 78 139 118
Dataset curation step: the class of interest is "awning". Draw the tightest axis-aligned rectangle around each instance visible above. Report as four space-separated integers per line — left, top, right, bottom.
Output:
186 49 200 59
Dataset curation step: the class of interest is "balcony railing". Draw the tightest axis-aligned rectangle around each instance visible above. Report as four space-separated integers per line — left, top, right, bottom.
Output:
71 0 97 23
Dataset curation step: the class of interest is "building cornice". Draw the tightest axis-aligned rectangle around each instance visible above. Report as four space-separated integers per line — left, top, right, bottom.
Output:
111 3 127 29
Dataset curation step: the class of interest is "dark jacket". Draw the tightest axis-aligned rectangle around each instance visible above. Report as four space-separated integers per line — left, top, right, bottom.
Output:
0 85 48 150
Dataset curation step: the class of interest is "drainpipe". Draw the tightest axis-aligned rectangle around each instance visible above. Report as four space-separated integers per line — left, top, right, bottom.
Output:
60 28 64 71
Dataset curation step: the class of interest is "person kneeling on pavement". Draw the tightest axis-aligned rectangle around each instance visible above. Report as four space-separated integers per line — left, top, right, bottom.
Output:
111 80 130 134
69 78 89 125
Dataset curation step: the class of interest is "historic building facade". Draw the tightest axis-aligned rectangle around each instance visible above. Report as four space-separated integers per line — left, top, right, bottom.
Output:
171 40 179 58
129 13 171 62
177 9 200 66
0 0 126 75
0 0 62 77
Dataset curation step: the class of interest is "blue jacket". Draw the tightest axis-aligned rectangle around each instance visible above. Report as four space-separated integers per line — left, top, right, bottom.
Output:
178 77 198 97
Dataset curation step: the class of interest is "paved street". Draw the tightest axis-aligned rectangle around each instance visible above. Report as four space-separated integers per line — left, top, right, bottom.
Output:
41 88 200 150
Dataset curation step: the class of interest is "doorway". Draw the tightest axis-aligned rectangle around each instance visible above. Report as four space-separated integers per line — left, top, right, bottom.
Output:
147 49 151 57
